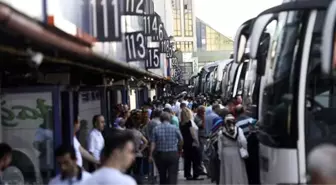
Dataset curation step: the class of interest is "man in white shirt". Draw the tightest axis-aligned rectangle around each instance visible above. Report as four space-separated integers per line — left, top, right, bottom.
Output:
48 145 91 185
82 131 137 185
87 115 105 171
73 117 99 168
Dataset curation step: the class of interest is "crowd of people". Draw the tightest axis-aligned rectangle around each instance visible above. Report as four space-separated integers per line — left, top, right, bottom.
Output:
1 95 336 185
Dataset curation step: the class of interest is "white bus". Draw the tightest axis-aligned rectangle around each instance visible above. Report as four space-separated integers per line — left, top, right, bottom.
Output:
244 0 333 183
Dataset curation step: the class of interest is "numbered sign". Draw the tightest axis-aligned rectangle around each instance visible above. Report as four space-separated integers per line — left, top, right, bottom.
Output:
152 22 165 41
91 0 122 41
146 48 160 69
123 0 145 15
159 39 170 53
171 57 178 66
143 15 159 36
166 44 174 58
125 32 147 61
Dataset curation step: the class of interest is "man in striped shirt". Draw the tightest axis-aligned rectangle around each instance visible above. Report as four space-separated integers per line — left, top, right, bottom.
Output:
235 104 256 137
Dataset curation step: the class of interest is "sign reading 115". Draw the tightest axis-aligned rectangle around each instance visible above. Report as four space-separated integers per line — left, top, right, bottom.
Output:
146 48 160 69
90 0 122 41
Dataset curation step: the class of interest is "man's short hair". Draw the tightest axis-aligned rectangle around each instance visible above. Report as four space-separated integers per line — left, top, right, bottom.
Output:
192 103 199 110
151 109 162 119
160 111 172 122
0 143 12 160
103 130 135 158
210 99 218 105
218 108 229 118
212 104 220 111
180 103 187 108
55 144 76 160
92 114 103 127
163 107 173 114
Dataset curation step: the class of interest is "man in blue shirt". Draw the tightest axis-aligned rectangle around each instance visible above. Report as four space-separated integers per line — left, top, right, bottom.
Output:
235 105 256 137
149 112 183 185
205 104 221 136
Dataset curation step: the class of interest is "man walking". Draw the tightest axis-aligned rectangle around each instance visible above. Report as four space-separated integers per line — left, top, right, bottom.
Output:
73 117 99 168
87 114 105 172
235 105 255 137
82 131 137 185
48 145 91 185
149 112 183 185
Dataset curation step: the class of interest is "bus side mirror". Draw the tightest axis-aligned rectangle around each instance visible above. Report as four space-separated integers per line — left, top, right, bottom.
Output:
256 33 271 75
234 23 248 64
322 0 336 78
250 14 274 59
250 14 274 76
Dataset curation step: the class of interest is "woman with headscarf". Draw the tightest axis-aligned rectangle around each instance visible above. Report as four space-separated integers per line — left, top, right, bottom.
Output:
218 114 248 184
180 108 202 180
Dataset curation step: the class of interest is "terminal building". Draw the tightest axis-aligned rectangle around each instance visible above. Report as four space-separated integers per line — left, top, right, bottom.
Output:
195 17 234 69
171 0 233 84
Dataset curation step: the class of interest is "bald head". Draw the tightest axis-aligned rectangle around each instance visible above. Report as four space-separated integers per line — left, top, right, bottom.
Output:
308 144 336 184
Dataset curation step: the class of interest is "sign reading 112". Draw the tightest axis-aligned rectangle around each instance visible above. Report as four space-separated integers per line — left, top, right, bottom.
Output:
124 0 145 15
90 0 122 41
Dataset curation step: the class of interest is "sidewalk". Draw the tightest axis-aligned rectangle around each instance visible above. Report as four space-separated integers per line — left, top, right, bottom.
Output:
177 171 212 185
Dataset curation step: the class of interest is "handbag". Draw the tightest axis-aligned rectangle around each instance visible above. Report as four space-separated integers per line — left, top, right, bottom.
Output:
239 147 249 159
237 130 249 159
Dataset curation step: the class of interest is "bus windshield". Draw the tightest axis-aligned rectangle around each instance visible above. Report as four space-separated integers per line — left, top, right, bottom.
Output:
221 63 231 100
259 11 303 148
304 11 336 154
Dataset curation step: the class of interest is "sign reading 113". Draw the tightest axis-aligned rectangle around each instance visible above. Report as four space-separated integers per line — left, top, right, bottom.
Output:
125 32 147 61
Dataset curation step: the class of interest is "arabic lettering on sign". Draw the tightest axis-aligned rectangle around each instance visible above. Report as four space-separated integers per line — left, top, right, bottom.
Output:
1 99 52 127
80 91 101 103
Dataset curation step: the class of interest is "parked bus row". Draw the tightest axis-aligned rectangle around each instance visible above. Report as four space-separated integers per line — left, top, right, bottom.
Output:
191 0 336 184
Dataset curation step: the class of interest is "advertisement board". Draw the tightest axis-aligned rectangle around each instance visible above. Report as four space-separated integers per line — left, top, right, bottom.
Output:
1 92 53 184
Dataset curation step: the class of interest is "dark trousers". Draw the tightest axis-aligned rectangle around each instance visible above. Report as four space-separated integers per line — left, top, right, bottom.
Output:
154 151 179 185
88 162 97 173
183 146 201 178
199 137 207 160
127 157 144 184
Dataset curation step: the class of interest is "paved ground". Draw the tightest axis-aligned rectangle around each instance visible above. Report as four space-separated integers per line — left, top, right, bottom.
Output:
145 159 213 185
177 171 213 185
